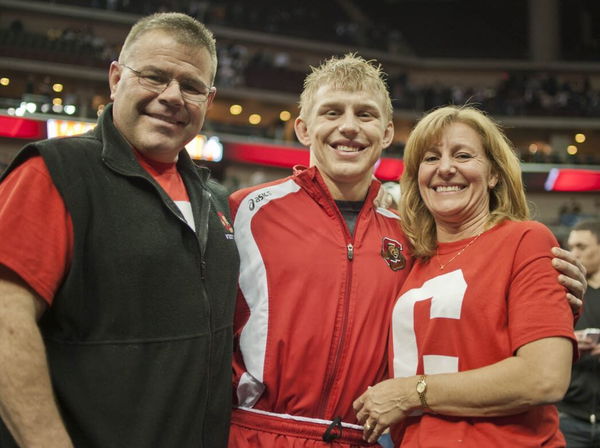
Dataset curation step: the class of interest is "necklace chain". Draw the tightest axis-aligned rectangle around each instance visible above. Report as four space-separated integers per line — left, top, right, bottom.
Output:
437 232 483 270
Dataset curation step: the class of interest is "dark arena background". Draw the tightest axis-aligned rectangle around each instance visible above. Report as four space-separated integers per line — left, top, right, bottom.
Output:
1 0 599 241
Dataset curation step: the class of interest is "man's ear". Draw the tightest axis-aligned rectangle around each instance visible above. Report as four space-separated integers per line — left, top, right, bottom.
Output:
108 61 122 101
294 117 311 147
206 87 217 109
382 121 395 149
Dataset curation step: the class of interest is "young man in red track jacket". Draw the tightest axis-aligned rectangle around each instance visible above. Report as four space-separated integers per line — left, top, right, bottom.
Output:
229 54 406 447
228 54 586 447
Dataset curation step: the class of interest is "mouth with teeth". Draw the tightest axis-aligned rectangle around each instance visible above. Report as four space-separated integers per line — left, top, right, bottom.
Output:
331 143 366 153
434 185 465 192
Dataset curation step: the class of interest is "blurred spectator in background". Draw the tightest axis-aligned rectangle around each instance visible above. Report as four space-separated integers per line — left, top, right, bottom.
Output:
559 219 600 448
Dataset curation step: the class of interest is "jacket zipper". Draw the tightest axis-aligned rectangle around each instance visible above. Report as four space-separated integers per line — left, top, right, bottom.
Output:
316 202 364 418
347 243 354 260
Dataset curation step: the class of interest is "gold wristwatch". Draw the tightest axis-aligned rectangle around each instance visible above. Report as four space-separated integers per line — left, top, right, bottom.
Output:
416 375 430 410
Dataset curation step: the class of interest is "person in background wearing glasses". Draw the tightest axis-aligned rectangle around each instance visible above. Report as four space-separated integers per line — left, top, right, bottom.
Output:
0 12 239 448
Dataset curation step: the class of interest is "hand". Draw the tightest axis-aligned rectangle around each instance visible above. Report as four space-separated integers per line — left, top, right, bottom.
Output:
374 186 394 209
574 329 596 352
590 345 600 357
551 247 587 314
353 378 416 444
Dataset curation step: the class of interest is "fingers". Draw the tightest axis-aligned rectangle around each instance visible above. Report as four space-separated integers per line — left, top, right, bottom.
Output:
552 247 587 288
356 387 377 440
364 419 388 444
362 418 372 440
566 293 583 314
355 382 400 442
553 258 583 284
559 272 585 303
353 399 369 423
373 191 393 208
552 247 579 267
552 248 585 277
552 253 584 300
355 410 368 425
352 394 365 413
381 193 393 209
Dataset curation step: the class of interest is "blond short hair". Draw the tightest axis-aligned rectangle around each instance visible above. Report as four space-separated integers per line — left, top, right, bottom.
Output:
119 12 217 82
299 53 393 122
399 105 530 259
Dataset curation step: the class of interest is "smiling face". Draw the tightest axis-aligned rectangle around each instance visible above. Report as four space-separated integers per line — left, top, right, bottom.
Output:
294 84 394 200
418 121 498 231
109 29 215 162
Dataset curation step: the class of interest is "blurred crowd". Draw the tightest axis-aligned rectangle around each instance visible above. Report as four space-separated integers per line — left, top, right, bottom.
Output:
35 0 412 53
392 72 600 119
4 17 599 120
2 2 600 165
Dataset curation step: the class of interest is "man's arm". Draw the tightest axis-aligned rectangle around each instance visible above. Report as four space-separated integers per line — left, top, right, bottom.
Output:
0 265 73 448
552 246 587 314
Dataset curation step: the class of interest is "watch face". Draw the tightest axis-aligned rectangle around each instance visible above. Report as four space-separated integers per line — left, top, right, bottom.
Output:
417 382 426 393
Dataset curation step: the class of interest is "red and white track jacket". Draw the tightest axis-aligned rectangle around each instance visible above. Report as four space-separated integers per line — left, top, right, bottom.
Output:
229 166 412 424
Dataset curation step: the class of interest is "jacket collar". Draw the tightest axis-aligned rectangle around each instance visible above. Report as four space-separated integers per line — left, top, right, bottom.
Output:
291 165 381 215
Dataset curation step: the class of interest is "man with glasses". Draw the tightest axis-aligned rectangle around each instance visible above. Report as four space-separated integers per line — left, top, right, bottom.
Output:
0 12 238 448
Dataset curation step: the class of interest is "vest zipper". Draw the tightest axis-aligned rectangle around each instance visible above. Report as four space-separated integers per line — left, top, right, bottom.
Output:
197 188 212 445
200 259 207 280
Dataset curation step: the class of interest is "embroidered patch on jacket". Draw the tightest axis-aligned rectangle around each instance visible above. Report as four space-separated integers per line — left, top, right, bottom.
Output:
217 211 235 239
381 237 406 271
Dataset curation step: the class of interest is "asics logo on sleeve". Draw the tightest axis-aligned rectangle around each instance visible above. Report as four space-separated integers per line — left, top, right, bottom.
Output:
248 191 272 211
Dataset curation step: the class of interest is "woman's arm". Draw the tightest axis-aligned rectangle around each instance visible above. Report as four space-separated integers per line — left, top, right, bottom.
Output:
353 336 573 444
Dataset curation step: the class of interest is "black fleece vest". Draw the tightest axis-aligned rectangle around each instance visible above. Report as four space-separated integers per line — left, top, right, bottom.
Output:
0 105 239 448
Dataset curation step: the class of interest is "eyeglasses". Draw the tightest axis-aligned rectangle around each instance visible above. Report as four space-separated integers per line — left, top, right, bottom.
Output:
120 63 214 104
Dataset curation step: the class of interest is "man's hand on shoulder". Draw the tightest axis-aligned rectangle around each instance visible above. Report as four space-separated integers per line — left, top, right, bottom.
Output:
551 246 587 316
